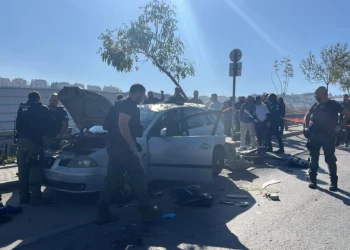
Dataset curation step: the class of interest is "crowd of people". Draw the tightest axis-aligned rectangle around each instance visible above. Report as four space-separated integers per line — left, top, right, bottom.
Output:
144 87 287 153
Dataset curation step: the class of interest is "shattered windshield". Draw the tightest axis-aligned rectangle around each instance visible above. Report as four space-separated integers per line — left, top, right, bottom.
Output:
88 107 157 134
139 106 157 130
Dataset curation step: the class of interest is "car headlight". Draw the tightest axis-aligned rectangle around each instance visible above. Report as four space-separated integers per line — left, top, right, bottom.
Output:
68 157 99 168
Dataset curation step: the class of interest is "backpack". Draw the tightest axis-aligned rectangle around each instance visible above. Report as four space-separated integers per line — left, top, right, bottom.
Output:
103 102 119 132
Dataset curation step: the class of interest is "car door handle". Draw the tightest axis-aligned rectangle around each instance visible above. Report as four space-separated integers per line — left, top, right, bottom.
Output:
200 143 212 150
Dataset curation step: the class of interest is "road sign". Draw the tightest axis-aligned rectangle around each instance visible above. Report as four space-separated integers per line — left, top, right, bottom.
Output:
229 62 242 77
229 49 242 63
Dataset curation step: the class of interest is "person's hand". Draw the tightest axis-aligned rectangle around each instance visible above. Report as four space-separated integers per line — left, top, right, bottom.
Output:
130 145 142 161
335 125 343 134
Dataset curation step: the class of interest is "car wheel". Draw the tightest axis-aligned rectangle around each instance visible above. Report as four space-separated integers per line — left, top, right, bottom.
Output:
213 147 225 176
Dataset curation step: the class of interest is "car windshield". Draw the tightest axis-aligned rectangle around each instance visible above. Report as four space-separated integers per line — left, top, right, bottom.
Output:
139 106 157 130
88 107 157 133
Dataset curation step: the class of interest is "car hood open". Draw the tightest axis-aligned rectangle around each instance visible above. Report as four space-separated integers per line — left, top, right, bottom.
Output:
58 87 112 127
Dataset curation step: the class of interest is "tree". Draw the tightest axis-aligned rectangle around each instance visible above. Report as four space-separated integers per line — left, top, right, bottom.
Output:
271 56 294 98
339 72 350 95
98 0 194 99
300 43 350 92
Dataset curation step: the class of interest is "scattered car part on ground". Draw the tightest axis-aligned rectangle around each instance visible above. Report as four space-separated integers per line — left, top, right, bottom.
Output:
261 179 281 191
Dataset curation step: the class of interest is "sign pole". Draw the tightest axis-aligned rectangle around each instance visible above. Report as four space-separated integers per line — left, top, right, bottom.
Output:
231 68 236 141
229 49 242 141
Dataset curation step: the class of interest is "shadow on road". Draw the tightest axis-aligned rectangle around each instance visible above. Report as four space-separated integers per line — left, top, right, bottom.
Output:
317 187 350 206
8 175 253 250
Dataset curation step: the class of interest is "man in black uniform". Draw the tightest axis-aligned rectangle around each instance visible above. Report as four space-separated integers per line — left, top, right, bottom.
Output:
234 96 246 133
336 94 350 147
97 84 162 224
304 87 350 191
48 93 69 139
165 87 186 105
266 93 284 154
143 90 164 104
16 92 55 205
188 90 204 104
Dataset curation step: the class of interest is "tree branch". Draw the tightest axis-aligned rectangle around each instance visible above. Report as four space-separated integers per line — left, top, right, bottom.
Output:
147 54 188 100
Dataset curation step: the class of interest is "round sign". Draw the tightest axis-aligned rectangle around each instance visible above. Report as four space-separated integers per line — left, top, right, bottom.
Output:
230 49 242 63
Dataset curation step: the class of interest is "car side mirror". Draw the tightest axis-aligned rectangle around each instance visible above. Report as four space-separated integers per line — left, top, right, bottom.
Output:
160 128 167 137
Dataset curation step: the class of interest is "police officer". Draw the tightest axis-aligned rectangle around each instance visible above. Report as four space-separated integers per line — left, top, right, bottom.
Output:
304 87 350 191
165 87 186 105
143 90 164 104
48 93 69 139
96 84 162 224
16 92 55 205
266 94 284 154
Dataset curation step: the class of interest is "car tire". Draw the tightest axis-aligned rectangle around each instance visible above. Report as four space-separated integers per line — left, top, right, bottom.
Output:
213 147 225 176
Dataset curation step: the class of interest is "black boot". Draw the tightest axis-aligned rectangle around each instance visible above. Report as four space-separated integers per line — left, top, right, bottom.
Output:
329 176 338 192
95 206 119 225
308 176 317 189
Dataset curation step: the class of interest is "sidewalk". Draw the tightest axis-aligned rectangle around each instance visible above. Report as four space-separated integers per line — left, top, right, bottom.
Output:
0 125 304 191
0 164 18 191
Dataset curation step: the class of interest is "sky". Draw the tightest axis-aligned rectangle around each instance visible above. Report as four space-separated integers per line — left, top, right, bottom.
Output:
1 0 350 97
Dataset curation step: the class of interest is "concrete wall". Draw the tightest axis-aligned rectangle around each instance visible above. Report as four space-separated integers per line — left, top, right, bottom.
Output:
0 87 126 131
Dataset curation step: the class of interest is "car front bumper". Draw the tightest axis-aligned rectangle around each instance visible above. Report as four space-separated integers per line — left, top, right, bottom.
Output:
43 168 105 193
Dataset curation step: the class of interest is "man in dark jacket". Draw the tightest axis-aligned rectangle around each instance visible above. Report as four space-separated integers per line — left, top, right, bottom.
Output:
266 94 284 154
143 91 164 104
16 92 55 205
304 87 350 191
165 87 186 105
336 94 350 147
234 96 246 133
188 90 203 104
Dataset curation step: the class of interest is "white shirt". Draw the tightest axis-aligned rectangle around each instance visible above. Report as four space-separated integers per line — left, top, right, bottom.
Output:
208 100 223 110
255 103 269 122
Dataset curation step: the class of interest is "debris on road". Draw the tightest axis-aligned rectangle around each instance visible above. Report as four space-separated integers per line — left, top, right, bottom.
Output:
162 213 176 219
261 180 281 191
226 194 249 199
268 193 280 201
170 185 214 207
219 201 249 207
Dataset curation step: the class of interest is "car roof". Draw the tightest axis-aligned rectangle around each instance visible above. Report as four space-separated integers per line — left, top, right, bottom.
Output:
139 103 206 112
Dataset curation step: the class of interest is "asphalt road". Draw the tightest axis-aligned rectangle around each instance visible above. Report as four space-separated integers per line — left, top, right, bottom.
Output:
1 135 350 250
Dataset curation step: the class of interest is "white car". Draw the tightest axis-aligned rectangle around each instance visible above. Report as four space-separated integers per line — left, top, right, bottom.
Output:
43 87 226 193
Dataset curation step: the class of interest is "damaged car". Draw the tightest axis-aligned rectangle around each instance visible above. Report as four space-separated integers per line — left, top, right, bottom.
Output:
42 87 226 193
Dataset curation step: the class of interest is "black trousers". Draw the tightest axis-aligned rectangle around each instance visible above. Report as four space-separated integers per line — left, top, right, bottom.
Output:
336 126 350 146
308 134 337 184
267 125 284 151
279 118 285 136
256 121 268 147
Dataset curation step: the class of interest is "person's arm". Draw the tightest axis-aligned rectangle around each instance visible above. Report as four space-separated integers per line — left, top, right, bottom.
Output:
304 111 312 128
118 113 135 148
42 106 56 135
337 103 350 127
239 104 245 121
340 109 350 127
305 103 316 128
58 110 69 138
